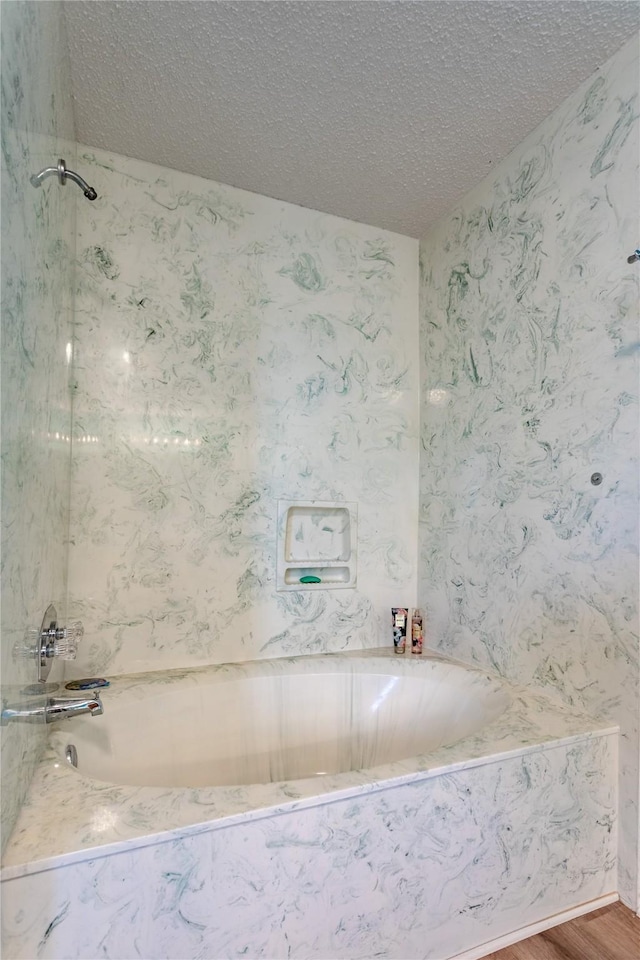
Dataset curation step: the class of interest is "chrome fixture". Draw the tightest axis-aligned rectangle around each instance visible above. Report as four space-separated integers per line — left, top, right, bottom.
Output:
30 159 98 201
627 249 640 264
1 694 103 726
66 743 79 768
37 604 84 682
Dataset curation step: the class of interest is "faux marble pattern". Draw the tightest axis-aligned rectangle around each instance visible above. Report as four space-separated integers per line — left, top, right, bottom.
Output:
68 149 419 675
1 650 616 879
1 730 617 960
0 1 76 851
419 36 639 906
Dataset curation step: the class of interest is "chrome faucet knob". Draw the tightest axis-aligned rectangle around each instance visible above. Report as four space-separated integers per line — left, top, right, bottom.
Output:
52 621 83 659
37 605 85 681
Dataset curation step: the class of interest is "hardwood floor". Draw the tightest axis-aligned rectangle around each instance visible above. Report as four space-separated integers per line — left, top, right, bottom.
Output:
485 902 640 960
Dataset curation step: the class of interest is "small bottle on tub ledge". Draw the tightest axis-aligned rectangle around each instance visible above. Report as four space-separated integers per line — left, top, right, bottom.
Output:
392 608 408 654
411 610 424 655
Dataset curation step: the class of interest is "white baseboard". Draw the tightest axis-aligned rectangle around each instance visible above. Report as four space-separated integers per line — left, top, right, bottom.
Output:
452 892 620 960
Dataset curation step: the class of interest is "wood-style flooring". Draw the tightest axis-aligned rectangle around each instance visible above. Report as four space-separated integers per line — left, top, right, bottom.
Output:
485 902 640 960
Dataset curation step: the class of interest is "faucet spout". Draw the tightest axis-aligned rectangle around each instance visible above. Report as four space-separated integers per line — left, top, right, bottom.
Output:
1 694 103 725
45 696 103 722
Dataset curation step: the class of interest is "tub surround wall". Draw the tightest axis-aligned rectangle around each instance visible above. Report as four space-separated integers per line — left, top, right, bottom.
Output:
69 148 419 676
419 36 639 906
1 732 617 960
0 1 76 850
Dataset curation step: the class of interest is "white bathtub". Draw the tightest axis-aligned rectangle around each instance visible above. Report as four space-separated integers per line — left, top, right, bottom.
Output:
1 650 618 960
65 655 511 788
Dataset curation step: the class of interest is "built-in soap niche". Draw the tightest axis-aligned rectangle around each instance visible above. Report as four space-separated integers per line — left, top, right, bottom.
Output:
277 500 357 591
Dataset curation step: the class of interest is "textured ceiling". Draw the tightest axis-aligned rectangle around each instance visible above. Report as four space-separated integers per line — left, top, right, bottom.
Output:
63 1 639 237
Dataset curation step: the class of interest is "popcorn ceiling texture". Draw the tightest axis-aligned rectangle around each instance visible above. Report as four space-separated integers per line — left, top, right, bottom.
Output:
63 1 639 237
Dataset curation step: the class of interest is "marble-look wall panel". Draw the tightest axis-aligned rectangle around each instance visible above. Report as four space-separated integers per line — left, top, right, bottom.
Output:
0 736 618 960
0 2 76 850
419 36 639 906
68 148 419 675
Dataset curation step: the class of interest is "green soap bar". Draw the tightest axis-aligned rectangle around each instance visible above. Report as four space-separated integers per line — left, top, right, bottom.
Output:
300 575 321 584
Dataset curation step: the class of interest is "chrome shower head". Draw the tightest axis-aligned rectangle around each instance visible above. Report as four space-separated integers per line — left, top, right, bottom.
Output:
30 159 98 201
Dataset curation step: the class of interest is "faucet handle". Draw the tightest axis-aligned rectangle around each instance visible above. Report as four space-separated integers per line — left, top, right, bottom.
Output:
53 621 84 660
37 605 85 681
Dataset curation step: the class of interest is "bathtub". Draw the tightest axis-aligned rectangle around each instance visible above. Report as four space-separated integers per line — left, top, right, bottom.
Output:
1 650 619 960
64 654 511 788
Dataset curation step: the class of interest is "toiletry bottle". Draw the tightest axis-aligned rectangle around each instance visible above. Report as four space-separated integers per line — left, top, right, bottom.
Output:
411 610 423 655
392 608 408 654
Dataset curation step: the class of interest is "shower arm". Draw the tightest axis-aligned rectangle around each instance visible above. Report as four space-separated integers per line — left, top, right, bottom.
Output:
30 158 97 201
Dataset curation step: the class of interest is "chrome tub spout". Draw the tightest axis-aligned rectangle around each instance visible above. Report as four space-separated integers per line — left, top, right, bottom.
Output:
45 696 103 722
1 695 103 725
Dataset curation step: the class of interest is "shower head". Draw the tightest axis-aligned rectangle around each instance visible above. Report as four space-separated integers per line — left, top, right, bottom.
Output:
62 166 98 201
30 159 98 201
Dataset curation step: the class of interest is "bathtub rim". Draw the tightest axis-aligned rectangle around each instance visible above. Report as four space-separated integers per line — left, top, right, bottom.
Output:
51 651 514 789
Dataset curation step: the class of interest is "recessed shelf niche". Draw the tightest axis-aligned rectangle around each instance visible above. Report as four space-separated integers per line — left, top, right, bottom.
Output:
277 500 357 591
